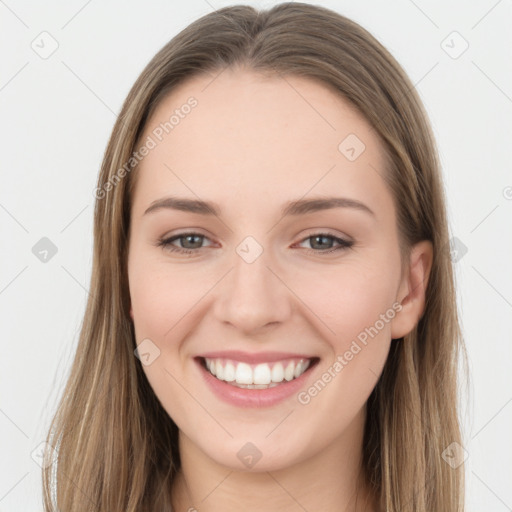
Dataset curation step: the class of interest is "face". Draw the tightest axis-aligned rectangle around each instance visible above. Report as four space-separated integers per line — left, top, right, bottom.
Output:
127 67 424 472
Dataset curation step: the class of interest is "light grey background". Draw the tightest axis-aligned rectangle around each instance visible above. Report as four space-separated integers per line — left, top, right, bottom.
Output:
1 0 511 510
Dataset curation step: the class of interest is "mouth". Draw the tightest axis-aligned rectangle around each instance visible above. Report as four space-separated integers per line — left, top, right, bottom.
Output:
198 356 320 389
193 352 320 407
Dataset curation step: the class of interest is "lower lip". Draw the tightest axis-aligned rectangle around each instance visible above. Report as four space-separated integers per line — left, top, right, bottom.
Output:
196 358 317 408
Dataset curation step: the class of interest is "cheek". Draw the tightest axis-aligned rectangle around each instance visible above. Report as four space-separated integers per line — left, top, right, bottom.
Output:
128 255 208 423
289 268 395 444
128 252 207 340
291 260 400 347
288 260 399 409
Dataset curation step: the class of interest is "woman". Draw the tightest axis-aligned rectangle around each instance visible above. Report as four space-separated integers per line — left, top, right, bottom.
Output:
42 3 467 511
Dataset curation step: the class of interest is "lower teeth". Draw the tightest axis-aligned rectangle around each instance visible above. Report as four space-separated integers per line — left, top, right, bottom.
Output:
225 381 281 389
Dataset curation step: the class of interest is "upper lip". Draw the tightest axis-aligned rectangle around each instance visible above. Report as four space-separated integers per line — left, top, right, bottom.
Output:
197 350 317 364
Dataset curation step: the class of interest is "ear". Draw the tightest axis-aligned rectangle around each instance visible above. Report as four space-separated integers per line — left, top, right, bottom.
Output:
390 240 433 340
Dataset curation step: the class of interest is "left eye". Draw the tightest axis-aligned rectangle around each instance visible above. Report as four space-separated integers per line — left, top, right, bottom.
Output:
295 233 353 254
157 232 353 255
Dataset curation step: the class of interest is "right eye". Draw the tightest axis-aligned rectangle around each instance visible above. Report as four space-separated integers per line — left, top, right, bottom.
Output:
157 232 214 255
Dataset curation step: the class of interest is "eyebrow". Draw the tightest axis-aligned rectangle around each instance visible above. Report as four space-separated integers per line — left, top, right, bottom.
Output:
143 195 375 218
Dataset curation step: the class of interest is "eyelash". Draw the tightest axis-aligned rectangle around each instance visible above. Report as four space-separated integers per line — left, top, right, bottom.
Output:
156 231 354 256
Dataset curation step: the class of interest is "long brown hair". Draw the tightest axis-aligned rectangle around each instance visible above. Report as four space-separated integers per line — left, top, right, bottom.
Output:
42 3 467 510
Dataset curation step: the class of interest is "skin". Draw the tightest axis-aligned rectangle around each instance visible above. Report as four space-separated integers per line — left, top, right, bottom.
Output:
127 66 433 512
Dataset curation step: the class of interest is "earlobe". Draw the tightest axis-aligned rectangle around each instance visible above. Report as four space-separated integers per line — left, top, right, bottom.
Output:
390 240 433 340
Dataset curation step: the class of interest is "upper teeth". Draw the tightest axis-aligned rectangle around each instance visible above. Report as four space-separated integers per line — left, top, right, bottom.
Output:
205 358 311 385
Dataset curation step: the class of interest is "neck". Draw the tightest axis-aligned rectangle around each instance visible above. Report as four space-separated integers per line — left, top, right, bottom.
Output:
171 406 379 512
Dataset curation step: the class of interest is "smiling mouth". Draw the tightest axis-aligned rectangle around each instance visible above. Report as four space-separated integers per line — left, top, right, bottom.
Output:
198 356 320 389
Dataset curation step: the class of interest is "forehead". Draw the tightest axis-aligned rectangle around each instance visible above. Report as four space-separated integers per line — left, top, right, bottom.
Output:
131 68 391 220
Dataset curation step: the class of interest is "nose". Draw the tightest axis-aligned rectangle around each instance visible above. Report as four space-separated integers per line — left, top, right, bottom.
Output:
213 244 293 335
